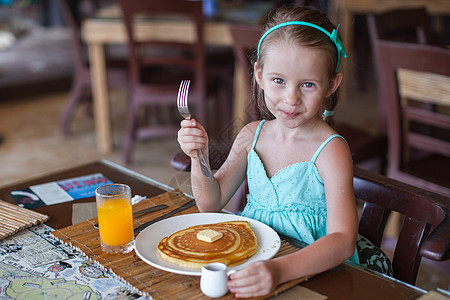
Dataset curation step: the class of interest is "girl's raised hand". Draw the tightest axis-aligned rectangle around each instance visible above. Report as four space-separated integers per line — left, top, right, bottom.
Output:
228 260 280 298
177 119 208 159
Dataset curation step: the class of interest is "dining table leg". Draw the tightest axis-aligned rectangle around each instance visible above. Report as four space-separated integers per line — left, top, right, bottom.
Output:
88 43 113 154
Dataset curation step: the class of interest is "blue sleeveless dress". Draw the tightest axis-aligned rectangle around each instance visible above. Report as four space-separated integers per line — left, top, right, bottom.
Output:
240 120 361 263
240 120 393 274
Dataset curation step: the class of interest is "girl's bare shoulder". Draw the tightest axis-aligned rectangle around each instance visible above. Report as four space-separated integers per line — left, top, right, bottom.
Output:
319 134 351 159
236 121 262 140
232 121 263 153
315 134 354 177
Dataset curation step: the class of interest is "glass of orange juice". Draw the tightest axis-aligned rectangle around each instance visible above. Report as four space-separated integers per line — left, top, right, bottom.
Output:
95 183 134 254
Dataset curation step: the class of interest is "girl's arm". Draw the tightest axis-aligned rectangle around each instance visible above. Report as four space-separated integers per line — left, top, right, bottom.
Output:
177 120 256 212
229 137 357 298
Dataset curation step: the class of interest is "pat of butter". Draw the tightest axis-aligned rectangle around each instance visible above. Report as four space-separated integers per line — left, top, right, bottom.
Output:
197 229 223 243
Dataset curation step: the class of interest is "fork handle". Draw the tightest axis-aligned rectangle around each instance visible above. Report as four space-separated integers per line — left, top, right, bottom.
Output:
197 149 214 178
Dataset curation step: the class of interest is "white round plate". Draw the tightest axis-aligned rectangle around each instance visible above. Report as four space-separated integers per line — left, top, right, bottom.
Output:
134 213 281 276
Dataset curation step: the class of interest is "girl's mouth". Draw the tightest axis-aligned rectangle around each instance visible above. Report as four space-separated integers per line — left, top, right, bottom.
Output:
281 110 300 118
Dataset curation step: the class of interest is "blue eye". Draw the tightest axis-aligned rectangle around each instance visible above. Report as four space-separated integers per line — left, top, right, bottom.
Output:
273 78 284 84
302 82 314 88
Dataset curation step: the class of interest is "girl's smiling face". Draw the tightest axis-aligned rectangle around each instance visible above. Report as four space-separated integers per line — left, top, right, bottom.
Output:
255 42 341 129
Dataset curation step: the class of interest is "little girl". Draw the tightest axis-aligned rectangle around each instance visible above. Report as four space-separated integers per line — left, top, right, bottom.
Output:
178 6 391 298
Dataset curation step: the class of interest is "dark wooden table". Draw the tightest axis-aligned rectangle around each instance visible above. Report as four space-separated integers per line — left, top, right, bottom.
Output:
0 160 425 299
0 159 167 229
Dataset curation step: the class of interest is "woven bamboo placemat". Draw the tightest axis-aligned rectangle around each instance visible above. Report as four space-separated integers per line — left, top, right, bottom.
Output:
51 189 307 299
0 199 49 240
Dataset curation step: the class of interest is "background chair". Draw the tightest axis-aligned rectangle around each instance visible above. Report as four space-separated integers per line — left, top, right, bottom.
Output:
57 0 128 135
119 0 213 165
354 166 449 285
375 40 450 197
366 7 435 137
366 6 446 239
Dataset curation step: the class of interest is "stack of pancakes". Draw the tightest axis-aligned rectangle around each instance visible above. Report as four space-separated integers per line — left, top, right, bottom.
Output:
157 221 258 268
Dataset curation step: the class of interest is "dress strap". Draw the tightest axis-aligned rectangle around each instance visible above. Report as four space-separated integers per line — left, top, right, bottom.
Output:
252 120 266 149
311 134 346 163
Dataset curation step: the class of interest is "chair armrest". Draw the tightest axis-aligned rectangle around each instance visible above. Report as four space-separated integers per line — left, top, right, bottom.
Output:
420 215 450 261
170 152 191 172
170 145 231 172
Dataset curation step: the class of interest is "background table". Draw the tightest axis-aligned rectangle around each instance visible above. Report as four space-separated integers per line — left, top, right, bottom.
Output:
0 159 167 229
84 18 236 153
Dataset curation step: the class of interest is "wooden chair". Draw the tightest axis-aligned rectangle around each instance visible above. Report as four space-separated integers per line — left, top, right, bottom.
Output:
354 166 449 285
366 7 435 136
375 40 450 197
119 0 207 164
57 0 128 135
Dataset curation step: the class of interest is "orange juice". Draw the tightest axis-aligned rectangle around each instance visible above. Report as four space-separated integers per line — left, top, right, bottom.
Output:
97 197 134 246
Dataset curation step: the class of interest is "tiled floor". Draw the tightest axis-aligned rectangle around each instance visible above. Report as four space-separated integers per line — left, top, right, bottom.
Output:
0 26 448 293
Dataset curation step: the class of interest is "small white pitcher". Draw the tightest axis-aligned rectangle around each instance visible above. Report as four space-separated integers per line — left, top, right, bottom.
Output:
200 262 236 298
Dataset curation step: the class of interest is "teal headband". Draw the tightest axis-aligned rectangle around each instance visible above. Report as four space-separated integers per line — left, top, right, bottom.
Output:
257 21 347 71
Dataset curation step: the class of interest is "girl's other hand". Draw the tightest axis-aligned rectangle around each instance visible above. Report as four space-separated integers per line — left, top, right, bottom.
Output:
177 119 208 158
228 260 280 298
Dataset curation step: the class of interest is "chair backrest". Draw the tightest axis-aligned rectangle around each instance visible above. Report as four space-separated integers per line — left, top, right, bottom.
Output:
366 7 434 135
118 0 206 110
354 166 449 285
229 24 262 122
56 0 99 74
376 40 450 196
367 7 433 45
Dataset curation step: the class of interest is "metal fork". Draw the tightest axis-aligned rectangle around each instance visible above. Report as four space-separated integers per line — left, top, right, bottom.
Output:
177 80 213 178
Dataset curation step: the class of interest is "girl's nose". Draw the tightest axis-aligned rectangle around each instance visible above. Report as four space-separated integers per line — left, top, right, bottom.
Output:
284 88 301 105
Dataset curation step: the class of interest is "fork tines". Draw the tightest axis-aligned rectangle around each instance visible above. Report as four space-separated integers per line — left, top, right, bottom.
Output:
177 80 191 115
